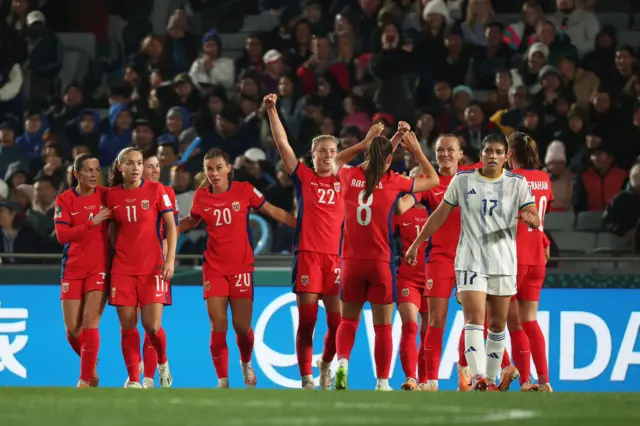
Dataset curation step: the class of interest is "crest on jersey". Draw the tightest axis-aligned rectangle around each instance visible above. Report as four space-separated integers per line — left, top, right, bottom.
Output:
301 275 308 286
232 201 240 212
111 287 116 299
427 279 433 290
334 182 341 192
205 281 211 291
141 199 150 210
402 288 409 297
61 282 69 293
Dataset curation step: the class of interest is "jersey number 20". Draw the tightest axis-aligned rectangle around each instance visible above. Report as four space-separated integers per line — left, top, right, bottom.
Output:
356 190 373 226
528 195 547 232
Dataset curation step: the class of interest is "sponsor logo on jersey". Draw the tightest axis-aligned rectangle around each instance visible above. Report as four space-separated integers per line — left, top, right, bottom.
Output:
54 206 62 219
334 182 341 192
205 281 211 291
232 202 240 212
61 283 69 293
301 276 308 286
401 288 409 297
162 194 172 208
467 189 476 195
141 199 149 210
427 279 433 290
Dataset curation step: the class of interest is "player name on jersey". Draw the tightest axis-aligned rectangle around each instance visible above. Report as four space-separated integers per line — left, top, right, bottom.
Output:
528 180 549 191
350 179 384 189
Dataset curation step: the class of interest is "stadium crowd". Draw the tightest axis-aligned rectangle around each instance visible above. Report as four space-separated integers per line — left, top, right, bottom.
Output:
0 0 640 262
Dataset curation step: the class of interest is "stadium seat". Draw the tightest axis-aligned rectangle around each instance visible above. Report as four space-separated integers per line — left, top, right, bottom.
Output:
592 233 632 254
552 231 596 254
619 30 640 46
544 211 574 231
574 211 604 232
57 33 97 59
150 0 172 34
243 12 279 32
597 12 629 27
223 49 243 60
96 109 109 119
58 51 82 93
220 33 246 51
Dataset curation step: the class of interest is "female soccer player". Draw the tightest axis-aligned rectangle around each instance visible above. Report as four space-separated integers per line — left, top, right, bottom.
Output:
54 153 111 388
179 148 296 389
335 130 439 391
406 134 540 391
507 132 553 392
107 147 177 389
264 93 389 390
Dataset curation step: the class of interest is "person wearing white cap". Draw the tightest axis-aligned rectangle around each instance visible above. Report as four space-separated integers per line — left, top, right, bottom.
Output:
189 28 235 91
262 49 285 93
544 140 573 211
510 42 549 92
25 10 62 101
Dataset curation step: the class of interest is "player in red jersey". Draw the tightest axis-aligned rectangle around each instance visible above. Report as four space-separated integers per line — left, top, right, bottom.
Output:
107 147 177 389
506 132 554 392
179 148 296 389
54 153 111 388
264 94 389 390
334 130 439 391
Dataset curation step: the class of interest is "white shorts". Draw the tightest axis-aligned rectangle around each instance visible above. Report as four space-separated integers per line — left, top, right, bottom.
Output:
455 271 516 296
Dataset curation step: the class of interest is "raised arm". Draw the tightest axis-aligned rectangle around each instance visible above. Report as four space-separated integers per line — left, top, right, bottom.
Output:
264 94 298 175
332 123 384 174
405 201 455 265
390 121 411 151
258 201 297 228
395 194 417 216
402 131 438 192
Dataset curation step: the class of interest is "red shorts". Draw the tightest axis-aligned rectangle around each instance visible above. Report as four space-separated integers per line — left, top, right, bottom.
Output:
341 258 395 305
60 273 108 300
515 265 546 301
109 274 170 307
292 251 340 296
203 269 253 300
424 262 456 298
396 276 428 312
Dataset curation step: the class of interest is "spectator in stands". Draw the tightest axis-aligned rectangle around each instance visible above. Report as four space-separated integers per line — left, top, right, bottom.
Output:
431 24 471 90
454 101 497 161
573 146 628 213
558 53 599 107
482 69 512 115
171 73 201 113
47 82 84 132
416 0 452 61
465 22 513 91
193 85 227 135
139 35 173 79
34 142 65 190
415 109 439 158
0 179 8 201
67 110 100 157
264 159 294 253
461 0 494 47
589 86 621 140
517 103 551 157
4 159 30 191
23 11 63 103
603 163 640 241
618 102 640 169
549 0 599 57
581 25 617 82
164 12 199 74
553 104 587 161
0 22 24 123
265 6 297 53
489 84 528 135
338 0 382 53
610 45 636 101
0 122 28 178
297 33 350 96
235 33 264 80
0 200 46 264
511 41 547 92
170 163 194 217
438 84 472 132
262 49 286 94
98 103 133 165
189 29 235 92
157 135 179 184
504 0 544 54
202 102 258 161
29 175 57 240
303 0 328 34
16 110 49 158
162 106 191 141
545 140 574 211
131 119 156 155
533 20 577 67
5 0 30 32
234 147 276 195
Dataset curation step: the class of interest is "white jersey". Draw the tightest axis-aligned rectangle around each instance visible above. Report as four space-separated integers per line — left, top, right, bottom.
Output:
443 169 535 275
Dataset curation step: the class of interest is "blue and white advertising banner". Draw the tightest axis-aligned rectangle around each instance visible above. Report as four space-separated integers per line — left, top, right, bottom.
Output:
0 286 638 391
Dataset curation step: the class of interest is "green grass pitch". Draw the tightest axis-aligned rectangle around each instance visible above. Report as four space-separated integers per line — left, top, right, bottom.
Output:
2 388 639 426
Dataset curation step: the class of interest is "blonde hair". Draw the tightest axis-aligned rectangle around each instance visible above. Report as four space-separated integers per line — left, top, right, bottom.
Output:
311 135 339 152
466 0 494 26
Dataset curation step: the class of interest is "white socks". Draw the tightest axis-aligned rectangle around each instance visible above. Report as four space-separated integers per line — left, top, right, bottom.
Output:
464 324 486 378
486 329 507 383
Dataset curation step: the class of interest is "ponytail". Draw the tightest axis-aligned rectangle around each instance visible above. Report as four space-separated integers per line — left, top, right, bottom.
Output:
363 136 393 199
507 132 541 169
109 147 141 187
195 171 208 188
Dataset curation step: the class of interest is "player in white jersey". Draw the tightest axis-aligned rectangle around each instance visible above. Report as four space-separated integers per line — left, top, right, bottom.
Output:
405 134 540 391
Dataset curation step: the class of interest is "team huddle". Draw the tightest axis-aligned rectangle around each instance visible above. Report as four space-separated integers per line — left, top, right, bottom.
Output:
55 92 553 392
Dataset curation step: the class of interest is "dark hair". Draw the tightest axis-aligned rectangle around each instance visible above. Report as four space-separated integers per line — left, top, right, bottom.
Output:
196 148 232 188
363 136 393 199
34 175 56 188
143 151 159 162
109 147 142 187
71 153 99 187
44 141 62 158
481 133 508 150
508 132 541 169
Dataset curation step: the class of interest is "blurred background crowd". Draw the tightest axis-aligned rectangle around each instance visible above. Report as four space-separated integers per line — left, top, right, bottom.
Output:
0 0 640 264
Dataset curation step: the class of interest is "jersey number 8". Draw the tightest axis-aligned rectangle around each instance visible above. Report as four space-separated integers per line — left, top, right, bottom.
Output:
356 190 373 226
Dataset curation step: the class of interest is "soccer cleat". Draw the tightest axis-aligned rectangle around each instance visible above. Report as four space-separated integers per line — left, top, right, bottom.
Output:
538 383 554 392
487 383 499 392
77 379 90 388
334 365 348 390
401 378 417 391
301 377 316 390
217 378 230 389
158 362 172 388
498 365 520 392
241 361 257 388
473 376 489 392
143 377 155 389
375 384 393 391
520 381 539 392
124 361 144 388
125 381 143 389
417 382 438 392
456 363 472 392
316 359 333 390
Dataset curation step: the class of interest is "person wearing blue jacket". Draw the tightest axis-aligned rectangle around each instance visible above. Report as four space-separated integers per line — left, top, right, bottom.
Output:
16 110 49 158
99 103 133 165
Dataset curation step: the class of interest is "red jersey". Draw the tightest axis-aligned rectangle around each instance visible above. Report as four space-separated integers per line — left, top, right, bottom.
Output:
393 205 428 281
54 187 110 279
291 162 344 255
190 181 265 275
339 165 414 263
512 168 554 266
106 180 173 276
160 185 179 238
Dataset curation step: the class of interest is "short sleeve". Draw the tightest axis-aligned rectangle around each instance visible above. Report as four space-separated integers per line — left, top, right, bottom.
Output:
291 161 312 184
517 177 535 210
54 195 70 225
156 184 173 215
392 172 414 194
443 175 460 206
190 189 202 219
337 164 352 182
248 184 266 209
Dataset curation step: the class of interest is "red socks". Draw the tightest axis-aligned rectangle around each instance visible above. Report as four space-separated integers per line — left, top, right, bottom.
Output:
399 322 418 380
425 326 444 381
79 328 99 382
236 328 254 364
296 304 318 376
322 312 341 363
146 327 167 365
121 328 141 382
502 348 511 369
457 329 468 367
336 318 359 360
67 332 82 356
418 330 427 383
373 324 392 379
210 331 229 379
522 320 549 384
510 328 531 384
143 333 158 378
